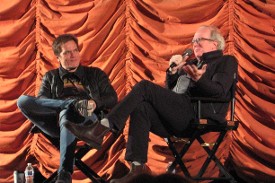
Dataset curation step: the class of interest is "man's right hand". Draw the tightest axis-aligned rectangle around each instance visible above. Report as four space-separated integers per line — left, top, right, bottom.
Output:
75 99 96 117
169 54 188 74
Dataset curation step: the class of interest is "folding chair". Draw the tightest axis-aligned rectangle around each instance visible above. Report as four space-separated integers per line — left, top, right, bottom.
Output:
41 136 106 183
164 74 239 183
31 111 117 183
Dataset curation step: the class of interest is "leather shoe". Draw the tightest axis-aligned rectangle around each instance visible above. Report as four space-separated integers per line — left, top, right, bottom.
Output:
110 163 151 183
64 121 110 149
55 170 72 183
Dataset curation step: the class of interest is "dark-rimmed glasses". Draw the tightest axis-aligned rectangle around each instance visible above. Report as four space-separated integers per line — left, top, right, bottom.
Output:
191 37 215 45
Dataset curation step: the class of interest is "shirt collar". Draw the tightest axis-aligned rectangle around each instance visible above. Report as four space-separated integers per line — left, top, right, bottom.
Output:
59 65 85 80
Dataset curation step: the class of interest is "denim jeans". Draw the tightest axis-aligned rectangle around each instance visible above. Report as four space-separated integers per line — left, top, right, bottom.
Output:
17 95 97 173
107 80 195 163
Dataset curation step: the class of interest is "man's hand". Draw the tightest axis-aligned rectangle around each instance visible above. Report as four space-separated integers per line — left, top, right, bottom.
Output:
76 99 97 117
169 54 188 74
87 100 96 112
183 64 207 81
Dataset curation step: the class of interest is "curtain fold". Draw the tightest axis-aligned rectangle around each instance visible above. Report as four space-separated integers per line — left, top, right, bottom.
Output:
0 0 274 182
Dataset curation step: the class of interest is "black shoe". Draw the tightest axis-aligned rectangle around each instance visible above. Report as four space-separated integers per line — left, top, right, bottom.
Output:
55 170 72 183
74 99 96 117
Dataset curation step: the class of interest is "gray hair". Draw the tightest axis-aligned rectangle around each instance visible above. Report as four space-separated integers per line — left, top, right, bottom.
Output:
200 25 225 50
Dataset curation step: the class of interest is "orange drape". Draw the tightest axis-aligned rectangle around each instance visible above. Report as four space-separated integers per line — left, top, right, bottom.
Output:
0 0 274 182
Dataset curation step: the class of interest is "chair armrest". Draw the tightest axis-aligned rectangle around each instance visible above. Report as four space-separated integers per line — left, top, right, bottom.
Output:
190 119 239 131
190 96 231 119
190 96 230 103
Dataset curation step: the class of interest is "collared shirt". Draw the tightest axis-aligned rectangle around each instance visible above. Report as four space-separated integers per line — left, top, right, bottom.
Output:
59 65 85 81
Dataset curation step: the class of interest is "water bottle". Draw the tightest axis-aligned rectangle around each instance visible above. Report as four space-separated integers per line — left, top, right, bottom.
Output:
24 163 34 183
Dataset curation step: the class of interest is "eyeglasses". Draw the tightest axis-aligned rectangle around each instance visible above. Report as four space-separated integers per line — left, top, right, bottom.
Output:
191 37 215 45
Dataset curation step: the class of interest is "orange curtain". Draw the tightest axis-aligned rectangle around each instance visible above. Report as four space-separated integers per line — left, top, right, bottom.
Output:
0 0 274 182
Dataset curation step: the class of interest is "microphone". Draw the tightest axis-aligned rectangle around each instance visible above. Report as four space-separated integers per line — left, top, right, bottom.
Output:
169 49 193 69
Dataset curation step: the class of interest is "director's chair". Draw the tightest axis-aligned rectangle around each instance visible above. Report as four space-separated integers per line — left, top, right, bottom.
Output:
35 131 108 183
165 73 239 183
31 111 118 183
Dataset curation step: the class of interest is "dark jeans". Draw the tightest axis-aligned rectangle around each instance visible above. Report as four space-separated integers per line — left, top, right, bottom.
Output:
107 80 195 163
17 95 96 173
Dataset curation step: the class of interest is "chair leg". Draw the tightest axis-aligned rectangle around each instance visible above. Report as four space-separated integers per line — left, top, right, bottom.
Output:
166 138 191 176
196 133 226 177
194 132 236 182
165 130 200 177
166 130 237 183
42 160 106 183
74 145 106 183
43 145 106 183
43 171 58 183
42 132 121 183
75 158 106 183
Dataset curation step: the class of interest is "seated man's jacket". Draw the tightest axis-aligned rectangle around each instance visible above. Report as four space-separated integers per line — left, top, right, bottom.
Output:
38 65 118 112
166 50 238 124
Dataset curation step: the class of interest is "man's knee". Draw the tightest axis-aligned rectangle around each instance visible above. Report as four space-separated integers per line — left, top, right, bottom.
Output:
134 80 154 92
138 80 151 87
17 95 32 109
132 102 150 113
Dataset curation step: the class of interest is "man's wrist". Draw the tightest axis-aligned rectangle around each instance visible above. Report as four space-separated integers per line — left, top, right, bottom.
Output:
168 67 177 74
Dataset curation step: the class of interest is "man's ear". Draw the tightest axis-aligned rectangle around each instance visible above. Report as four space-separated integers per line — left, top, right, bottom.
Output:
213 41 218 49
56 56 60 62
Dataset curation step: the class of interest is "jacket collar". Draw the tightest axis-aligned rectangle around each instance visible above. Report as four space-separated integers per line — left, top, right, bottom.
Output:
200 50 223 64
59 65 85 80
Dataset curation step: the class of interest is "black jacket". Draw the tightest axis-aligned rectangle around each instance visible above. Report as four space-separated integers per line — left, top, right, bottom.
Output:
166 50 238 123
38 65 118 112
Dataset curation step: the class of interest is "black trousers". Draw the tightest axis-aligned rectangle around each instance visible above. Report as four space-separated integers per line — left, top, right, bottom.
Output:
107 80 195 163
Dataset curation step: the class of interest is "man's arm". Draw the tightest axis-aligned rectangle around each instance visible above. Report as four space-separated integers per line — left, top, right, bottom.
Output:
89 68 118 111
165 54 189 89
37 72 52 98
165 70 179 89
189 56 238 98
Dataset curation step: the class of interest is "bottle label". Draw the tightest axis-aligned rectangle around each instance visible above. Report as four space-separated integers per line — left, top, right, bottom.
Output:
26 171 33 176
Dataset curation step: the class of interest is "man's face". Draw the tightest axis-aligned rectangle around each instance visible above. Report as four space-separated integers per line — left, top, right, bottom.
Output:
57 40 80 72
192 27 218 59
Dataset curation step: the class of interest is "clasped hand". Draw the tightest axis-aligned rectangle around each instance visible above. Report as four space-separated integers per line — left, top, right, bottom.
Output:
78 99 97 117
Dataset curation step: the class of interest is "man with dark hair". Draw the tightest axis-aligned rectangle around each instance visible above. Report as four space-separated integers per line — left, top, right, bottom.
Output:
17 34 117 183
65 25 238 183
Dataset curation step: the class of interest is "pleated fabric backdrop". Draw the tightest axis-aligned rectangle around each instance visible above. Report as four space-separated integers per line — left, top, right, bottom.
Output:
0 0 274 182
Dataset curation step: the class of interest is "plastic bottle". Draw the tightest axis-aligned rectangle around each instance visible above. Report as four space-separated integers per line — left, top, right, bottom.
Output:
24 163 34 183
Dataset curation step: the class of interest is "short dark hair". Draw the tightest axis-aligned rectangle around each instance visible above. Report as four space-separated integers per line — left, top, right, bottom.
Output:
52 34 79 56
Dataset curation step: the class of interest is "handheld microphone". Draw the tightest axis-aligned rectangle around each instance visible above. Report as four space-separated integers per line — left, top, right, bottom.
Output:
169 49 193 69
